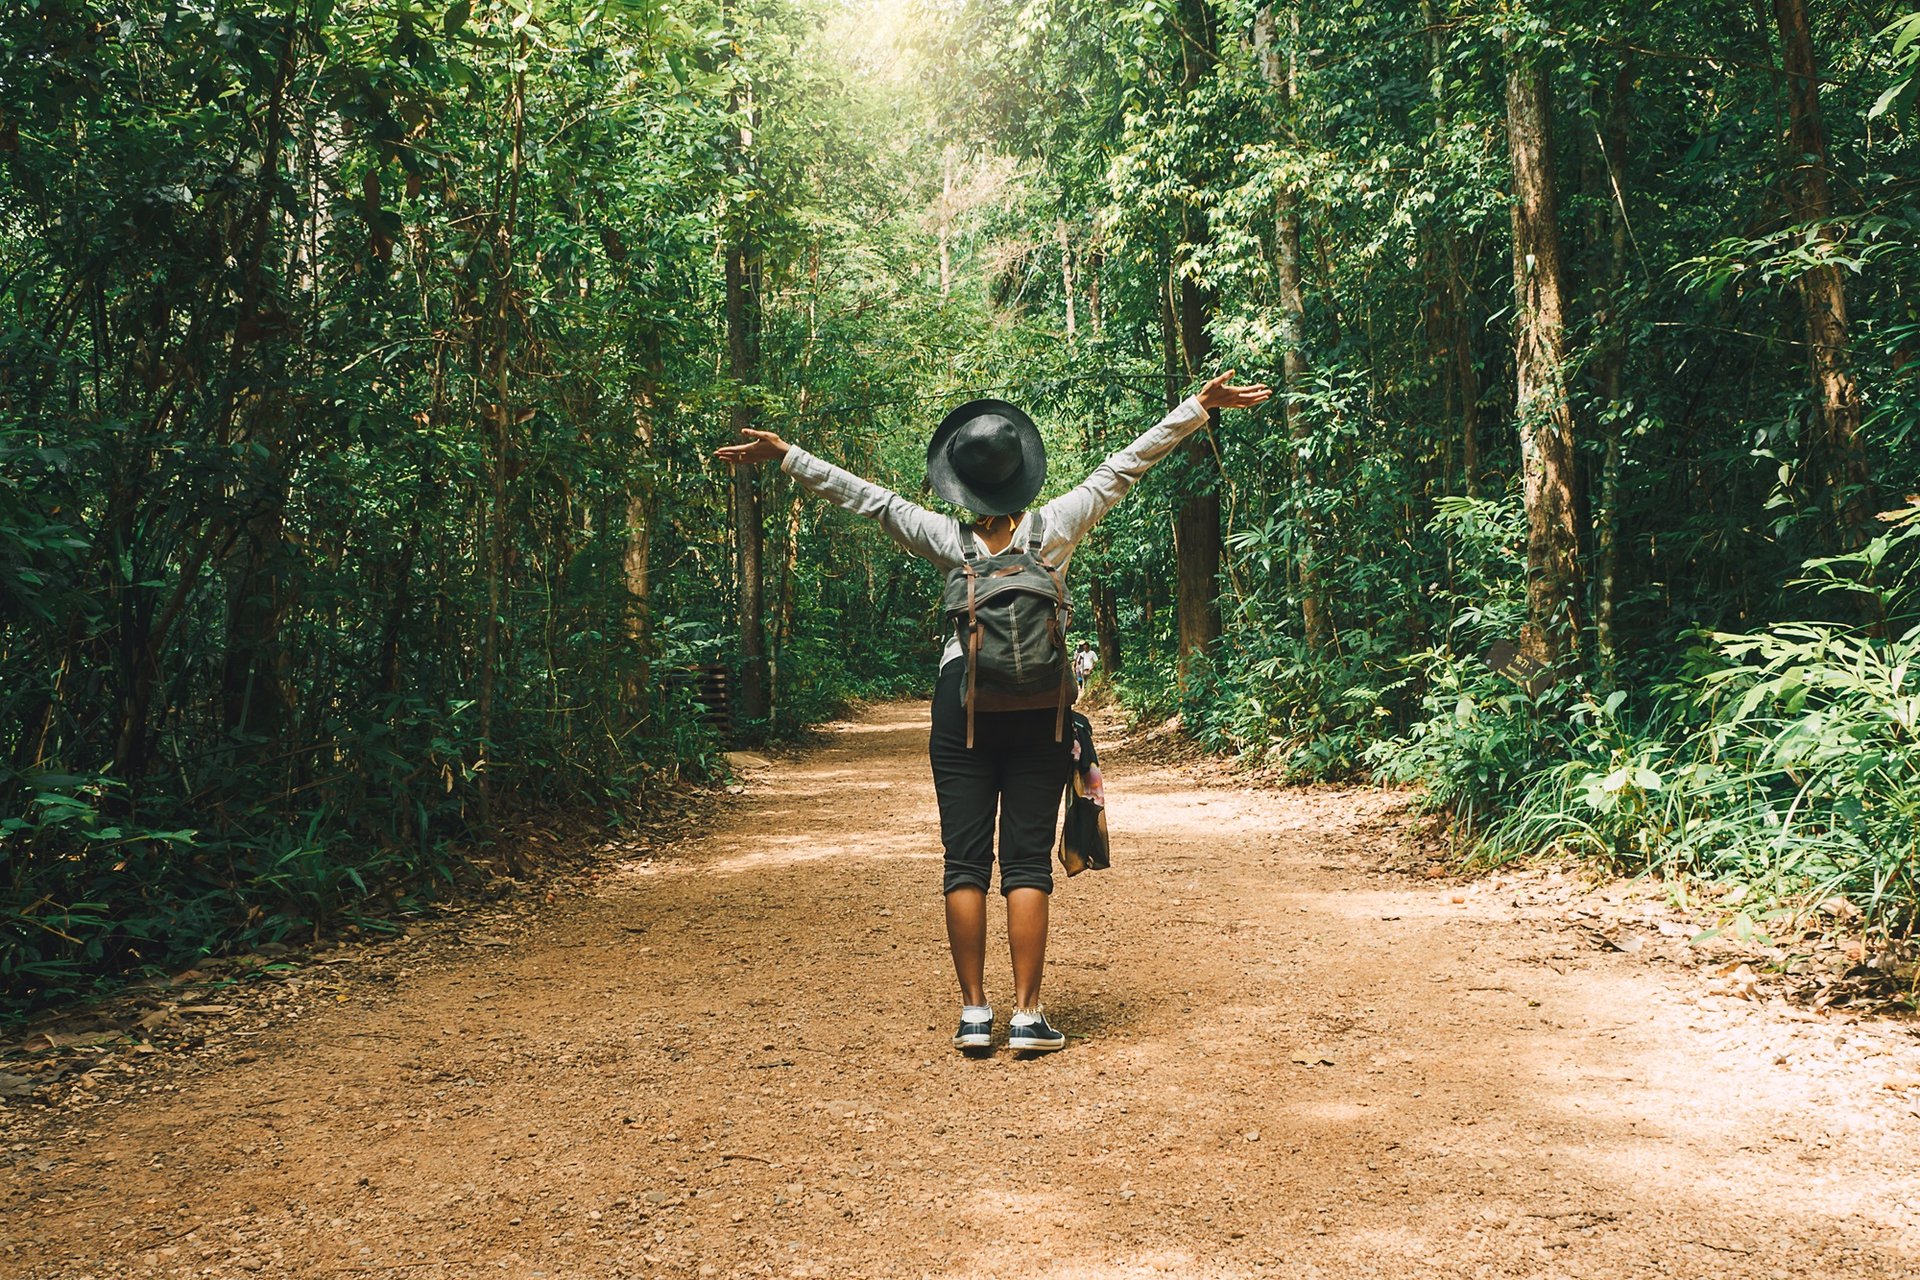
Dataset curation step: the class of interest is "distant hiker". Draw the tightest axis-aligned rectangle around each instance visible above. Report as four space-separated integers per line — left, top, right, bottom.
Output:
1074 640 1096 684
716 371 1271 1053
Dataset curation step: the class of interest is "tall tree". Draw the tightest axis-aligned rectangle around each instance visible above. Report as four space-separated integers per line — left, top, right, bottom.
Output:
1584 58 1633 686
1771 0 1871 547
477 31 530 823
938 146 956 301
1057 217 1077 340
1089 577 1124 674
1504 36 1583 666
1256 5 1332 654
621 339 661 714
726 31 769 738
1420 0 1481 497
1171 0 1224 672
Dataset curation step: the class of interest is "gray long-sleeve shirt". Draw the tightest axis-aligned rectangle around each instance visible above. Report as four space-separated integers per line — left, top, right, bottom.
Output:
779 394 1211 670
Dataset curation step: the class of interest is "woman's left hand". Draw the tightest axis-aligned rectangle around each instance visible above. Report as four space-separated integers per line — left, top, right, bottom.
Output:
715 427 792 465
1197 369 1273 412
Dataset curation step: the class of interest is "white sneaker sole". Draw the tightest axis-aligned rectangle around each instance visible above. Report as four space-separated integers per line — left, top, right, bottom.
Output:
953 1033 992 1049
1008 1035 1065 1052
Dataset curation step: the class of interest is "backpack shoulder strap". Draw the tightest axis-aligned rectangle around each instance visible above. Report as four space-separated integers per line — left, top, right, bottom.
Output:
957 515 980 562
1025 512 1046 553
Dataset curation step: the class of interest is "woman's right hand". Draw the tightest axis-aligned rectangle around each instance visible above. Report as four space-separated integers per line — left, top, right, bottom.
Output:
715 427 791 466
1196 369 1272 412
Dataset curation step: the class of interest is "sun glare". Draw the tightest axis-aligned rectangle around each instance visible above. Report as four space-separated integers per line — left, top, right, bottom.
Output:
822 0 930 82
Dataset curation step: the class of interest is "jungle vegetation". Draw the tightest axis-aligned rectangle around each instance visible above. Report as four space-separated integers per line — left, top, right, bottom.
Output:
3 0 1917 1006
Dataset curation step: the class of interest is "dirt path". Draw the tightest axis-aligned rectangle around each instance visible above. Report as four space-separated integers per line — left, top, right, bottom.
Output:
7 700 1920 1279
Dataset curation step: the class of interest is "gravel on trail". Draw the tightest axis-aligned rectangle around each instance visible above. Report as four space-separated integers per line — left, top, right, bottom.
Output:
5 699 1918 1279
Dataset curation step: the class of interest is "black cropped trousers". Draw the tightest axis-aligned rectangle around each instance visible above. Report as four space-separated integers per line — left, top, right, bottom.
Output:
928 660 1075 896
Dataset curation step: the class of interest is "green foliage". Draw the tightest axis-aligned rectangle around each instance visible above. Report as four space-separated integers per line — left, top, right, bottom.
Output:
939 0 1920 928
9 0 1920 1010
1361 493 1550 813
1478 517 1920 926
1871 12 1920 120
0 0 967 1009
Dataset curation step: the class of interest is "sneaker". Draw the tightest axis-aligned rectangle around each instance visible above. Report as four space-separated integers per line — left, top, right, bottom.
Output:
1007 1009 1066 1053
953 1007 994 1051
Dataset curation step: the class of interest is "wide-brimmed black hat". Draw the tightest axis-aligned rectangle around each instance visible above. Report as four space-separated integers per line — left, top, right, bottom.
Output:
925 398 1046 517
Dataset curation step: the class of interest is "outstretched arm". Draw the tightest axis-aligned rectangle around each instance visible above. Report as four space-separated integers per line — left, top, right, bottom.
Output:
1043 370 1273 541
715 427 956 566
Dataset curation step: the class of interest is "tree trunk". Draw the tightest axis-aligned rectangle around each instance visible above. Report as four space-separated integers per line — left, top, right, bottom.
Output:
1057 217 1076 341
373 539 415 700
1420 0 1481 497
1259 6 1333 654
1174 272 1223 670
1505 45 1584 668
726 75 769 739
1771 0 1870 548
1449 247 1481 497
1090 576 1123 675
939 147 954 303
1160 257 1182 411
622 375 655 714
214 11 304 755
1088 242 1104 337
775 489 804 649
1586 61 1633 687
111 522 224 798
1276 212 1333 654
219 437 294 742
477 41 527 824
1172 0 1223 675
768 369 814 715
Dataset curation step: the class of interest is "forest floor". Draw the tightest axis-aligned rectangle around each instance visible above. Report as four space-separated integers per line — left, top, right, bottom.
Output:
6 699 1920 1280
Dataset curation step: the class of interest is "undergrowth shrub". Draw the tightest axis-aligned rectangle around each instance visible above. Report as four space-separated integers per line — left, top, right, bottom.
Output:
1479 513 1920 927
1365 492 1580 820
1358 499 1920 928
1367 655 1585 828
1481 617 1920 927
0 685 723 1012
1174 635 1412 777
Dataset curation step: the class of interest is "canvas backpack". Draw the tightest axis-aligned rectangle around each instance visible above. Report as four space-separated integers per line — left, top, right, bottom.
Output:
941 513 1076 749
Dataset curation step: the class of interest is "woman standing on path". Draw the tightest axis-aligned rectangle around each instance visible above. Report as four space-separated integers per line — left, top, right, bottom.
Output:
716 371 1270 1053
